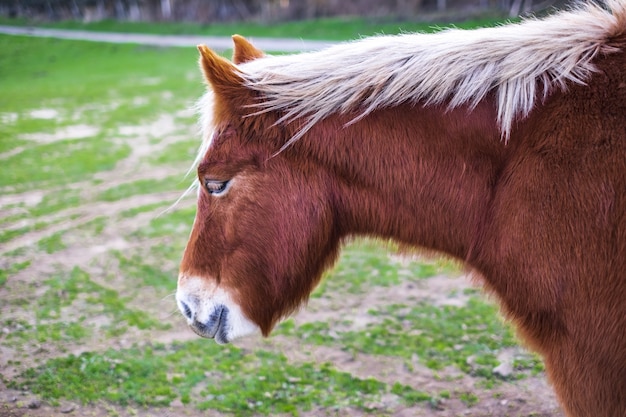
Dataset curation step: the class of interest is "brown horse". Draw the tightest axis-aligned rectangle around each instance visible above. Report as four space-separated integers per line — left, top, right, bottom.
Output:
177 1 626 416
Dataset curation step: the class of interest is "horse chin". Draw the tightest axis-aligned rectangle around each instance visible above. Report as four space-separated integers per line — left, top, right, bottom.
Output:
176 276 261 344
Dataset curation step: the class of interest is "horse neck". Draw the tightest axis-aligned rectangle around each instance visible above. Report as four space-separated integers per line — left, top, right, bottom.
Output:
296 99 506 261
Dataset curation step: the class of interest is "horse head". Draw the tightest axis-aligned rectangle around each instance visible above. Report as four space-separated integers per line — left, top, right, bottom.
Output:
176 38 341 343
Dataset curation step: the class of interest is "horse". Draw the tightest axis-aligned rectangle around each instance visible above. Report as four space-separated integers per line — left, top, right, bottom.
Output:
176 1 626 416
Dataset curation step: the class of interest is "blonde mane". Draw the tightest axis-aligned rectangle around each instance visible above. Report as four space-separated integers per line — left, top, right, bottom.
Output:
234 0 624 147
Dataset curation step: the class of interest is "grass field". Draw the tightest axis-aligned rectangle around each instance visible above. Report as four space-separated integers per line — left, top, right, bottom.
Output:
0 20 562 417
0 14 514 40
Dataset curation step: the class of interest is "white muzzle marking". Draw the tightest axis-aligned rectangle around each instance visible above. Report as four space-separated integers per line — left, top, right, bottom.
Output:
176 275 260 344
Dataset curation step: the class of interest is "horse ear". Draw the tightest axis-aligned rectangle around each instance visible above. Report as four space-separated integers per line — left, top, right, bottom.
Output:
197 44 243 94
232 35 264 64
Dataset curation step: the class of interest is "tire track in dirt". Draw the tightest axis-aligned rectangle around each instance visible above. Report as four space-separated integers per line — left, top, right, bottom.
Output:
1 191 190 255
1 109 198 255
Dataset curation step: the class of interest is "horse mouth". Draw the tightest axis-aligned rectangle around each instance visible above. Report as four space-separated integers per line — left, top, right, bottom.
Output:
190 304 230 344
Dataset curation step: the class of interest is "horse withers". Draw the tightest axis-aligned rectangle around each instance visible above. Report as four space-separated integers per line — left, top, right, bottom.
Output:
176 1 626 416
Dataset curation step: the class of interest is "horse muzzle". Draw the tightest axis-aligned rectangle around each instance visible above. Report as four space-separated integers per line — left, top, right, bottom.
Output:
176 275 261 344
187 304 230 344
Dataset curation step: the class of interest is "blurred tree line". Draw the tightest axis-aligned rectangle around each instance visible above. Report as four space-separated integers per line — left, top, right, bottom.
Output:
0 0 572 22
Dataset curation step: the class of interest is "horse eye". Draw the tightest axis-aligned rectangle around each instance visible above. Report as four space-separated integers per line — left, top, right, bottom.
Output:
204 179 230 196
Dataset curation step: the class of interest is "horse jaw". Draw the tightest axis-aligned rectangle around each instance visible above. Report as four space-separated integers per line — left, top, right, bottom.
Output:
176 274 261 344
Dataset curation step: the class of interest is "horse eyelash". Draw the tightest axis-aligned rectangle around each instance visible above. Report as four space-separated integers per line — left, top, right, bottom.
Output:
204 179 231 196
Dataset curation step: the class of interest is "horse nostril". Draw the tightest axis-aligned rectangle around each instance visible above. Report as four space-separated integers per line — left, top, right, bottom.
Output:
180 301 193 319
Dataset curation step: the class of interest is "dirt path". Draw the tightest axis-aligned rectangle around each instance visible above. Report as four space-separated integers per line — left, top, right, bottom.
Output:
0 25 335 52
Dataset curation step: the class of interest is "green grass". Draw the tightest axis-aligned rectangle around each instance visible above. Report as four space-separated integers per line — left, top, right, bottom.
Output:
97 176 186 202
37 231 67 253
280 297 542 381
0 267 170 344
119 201 171 217
0 35 199 113
114 251 177 290
76 216 108 235
0 261 31 287
1 138 131 192
0 226 31 245
11 340 431 414
0 220 54 245
365 299 511 375
29 189 83 217
0 15 513 41
135 205 196 238
148 138 200 164
313 239 457 296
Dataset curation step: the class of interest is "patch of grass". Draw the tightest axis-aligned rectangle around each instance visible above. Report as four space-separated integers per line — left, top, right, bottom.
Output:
34 321 91 343
149 138 200 165
0 260 31 287
105 95 187 126
513 355 545 375
114 251 176 290
11 341 428 414
0 220 52 245
1 316 90 346
349 299 516 375
0 135 27 154
0 15 512 41
0 209 28 226
136 205 195 238
1 137 131 192
28 267 169 341
37 231 66 254
120 202 170 218
36 268 94 320
391 382 432 404
147 241 189 266
0 225 31 245
97 176 184 202
77 216 108 235
283 297 536 380
0 34 200 200
276 321 332 345
29 190 83 217
459 391 480 406
0 35 198 116
314 239 454 295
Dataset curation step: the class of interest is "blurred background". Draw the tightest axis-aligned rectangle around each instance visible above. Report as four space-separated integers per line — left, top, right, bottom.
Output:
1 0 572 23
